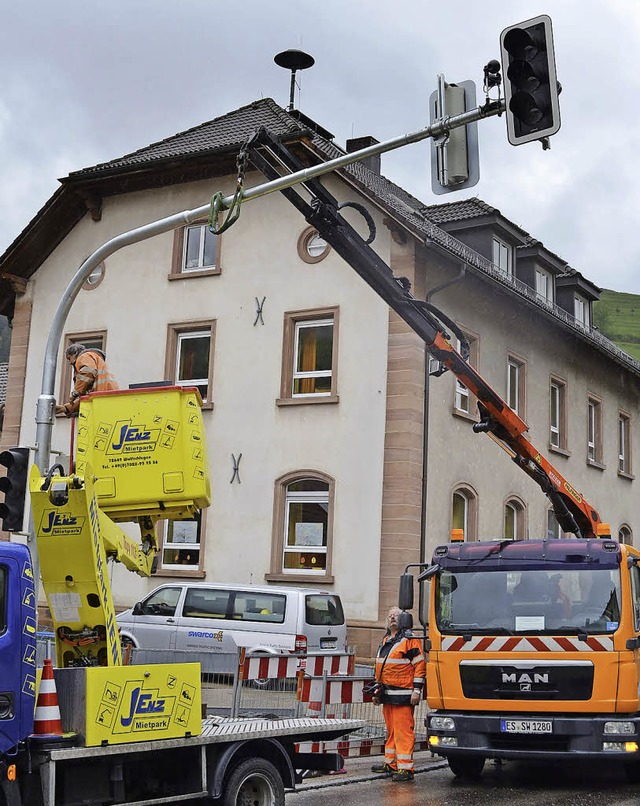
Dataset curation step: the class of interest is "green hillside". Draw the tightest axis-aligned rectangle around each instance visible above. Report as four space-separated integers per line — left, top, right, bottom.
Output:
593 290 640 362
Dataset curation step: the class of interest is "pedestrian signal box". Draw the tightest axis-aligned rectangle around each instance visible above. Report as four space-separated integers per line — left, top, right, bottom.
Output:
74 386 210 522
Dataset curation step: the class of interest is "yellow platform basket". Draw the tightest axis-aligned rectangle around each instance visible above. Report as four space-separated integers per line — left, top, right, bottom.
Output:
74 386 210 521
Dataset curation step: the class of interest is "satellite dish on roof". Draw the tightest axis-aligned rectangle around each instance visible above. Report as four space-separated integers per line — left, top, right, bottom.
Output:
274 49 315 111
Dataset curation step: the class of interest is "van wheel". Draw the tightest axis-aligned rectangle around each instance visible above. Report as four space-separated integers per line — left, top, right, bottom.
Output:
222 757 284 806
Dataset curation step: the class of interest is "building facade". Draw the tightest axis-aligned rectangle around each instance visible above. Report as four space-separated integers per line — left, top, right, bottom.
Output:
0 99 638 658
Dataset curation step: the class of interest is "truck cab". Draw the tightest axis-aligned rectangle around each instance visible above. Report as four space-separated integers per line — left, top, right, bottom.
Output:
408 537 640 780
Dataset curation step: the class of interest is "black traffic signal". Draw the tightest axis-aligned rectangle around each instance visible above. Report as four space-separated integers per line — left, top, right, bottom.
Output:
500 14 561 146
0 447 29 532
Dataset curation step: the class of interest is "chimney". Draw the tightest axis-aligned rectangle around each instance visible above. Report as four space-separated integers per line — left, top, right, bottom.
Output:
346 136 381 174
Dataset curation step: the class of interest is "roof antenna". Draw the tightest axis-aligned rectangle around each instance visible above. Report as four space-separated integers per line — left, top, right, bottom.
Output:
274 49 315 111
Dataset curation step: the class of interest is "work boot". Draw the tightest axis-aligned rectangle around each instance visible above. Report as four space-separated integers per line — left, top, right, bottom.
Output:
371 762 394 776
392 769 415 783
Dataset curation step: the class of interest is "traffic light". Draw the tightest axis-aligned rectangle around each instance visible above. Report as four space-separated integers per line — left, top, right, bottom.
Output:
500 14 561 146
0 448 29 532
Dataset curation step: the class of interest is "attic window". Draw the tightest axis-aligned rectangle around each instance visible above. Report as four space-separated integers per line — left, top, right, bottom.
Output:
492 237 512 276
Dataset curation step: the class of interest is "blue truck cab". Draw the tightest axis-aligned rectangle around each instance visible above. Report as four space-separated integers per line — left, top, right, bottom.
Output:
0 542 36 756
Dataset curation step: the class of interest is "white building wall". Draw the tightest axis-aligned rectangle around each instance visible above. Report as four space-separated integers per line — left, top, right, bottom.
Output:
21 172 390 623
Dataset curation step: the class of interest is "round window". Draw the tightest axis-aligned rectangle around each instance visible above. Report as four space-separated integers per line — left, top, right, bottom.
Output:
297 227 331 264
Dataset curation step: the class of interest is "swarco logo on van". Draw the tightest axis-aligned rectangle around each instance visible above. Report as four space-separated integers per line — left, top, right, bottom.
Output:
188 630 224 642
107 420 161 455
39 509 85 536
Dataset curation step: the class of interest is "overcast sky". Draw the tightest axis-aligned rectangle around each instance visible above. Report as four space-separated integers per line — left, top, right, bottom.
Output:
2 0 639 293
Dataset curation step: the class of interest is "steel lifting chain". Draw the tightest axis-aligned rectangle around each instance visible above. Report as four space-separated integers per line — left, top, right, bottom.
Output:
208 146 249 235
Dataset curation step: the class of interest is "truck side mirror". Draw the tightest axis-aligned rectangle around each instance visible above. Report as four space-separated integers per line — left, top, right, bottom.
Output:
399 611 413 631
399 573 414 610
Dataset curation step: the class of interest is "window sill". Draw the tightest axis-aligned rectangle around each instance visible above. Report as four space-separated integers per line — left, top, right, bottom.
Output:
276 395 339 407
200 401 214 411
153 569 207 578
549 445 571 458
168 268 221 280
587 458 606 471
618 470 635 481
265 572 335 584
452 407 478 424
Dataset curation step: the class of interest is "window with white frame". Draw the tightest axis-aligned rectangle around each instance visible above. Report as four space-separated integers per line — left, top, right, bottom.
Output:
547 510 564 539
165 321 215 407
574 295 589 326
452 486 477 541
268 471 335 582
492 237 512 275
504 498 525 540
279 308 339 403
283 479 329 574
535 269 553 303
619 524 633 546
550 376 567 450
171 224 221 278
587 395 603 464
507 354 526 416
619 411 632 475
159 512 203 572
184 224 219 271
453 331 479 416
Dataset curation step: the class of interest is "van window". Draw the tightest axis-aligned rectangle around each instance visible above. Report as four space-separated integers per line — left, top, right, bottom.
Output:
140 586 182 616
305 594 344 626
183 589 231 619
232 592 287 623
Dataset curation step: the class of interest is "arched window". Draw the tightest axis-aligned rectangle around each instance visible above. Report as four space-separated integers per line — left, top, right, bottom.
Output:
452 485 478 542
267 471 335 582
504 497 526 540
619 524 633 546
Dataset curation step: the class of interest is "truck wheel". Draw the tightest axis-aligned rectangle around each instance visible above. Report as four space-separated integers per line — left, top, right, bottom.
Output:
624 760 640 783
447 754 485 780
223 757 284 806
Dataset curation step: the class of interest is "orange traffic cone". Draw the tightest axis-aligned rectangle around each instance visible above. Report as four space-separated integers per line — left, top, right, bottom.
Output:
32 658 63 737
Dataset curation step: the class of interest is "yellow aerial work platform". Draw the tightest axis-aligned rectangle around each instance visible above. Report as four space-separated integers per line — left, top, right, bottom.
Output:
75 385 210 521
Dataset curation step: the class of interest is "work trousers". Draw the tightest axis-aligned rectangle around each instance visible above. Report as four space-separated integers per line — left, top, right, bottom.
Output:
382 702 415 772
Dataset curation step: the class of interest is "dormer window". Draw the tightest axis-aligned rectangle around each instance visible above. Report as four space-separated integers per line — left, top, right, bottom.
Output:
574 295 589 326
492 237 512 276
535 269 553 303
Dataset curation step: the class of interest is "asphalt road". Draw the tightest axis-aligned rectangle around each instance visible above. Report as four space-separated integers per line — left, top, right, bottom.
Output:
290 753 640 805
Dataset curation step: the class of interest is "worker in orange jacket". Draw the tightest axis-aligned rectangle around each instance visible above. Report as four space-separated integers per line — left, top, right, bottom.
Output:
55 344 118 416
371 606 426 783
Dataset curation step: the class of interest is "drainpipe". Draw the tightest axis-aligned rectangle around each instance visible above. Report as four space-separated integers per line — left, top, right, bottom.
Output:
419 263 466 620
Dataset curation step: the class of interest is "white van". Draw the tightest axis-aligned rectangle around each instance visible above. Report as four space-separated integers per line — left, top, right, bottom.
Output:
117 582 347 668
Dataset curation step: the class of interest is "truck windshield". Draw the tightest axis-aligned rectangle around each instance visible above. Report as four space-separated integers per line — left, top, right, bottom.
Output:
435 567 621 635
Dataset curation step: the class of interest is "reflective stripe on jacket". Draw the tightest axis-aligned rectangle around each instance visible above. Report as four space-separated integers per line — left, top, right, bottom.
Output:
375 630 426 705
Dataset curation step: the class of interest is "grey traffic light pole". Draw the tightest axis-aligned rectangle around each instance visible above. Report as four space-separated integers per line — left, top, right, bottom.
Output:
31 95 504 588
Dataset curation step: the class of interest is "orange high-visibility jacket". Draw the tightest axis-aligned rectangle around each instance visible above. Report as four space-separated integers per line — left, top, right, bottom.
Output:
375 630 426 705
63 349 118 415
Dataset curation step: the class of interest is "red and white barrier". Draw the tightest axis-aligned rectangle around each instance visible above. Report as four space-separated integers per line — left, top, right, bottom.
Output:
298 676 374 706
240 652 355 681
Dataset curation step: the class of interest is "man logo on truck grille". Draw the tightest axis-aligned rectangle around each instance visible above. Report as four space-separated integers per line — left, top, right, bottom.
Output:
502 671 549 688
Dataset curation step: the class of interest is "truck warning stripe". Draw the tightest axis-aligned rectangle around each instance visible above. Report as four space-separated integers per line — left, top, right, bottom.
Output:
440 635 614 652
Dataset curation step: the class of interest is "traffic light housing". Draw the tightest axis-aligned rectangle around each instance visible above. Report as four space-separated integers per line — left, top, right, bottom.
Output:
0 447 29 532
429 79 480 194
500 14 561 145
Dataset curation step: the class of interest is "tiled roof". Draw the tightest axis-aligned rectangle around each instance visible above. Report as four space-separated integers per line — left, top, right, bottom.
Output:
419 198 499 223
69 98 309 177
